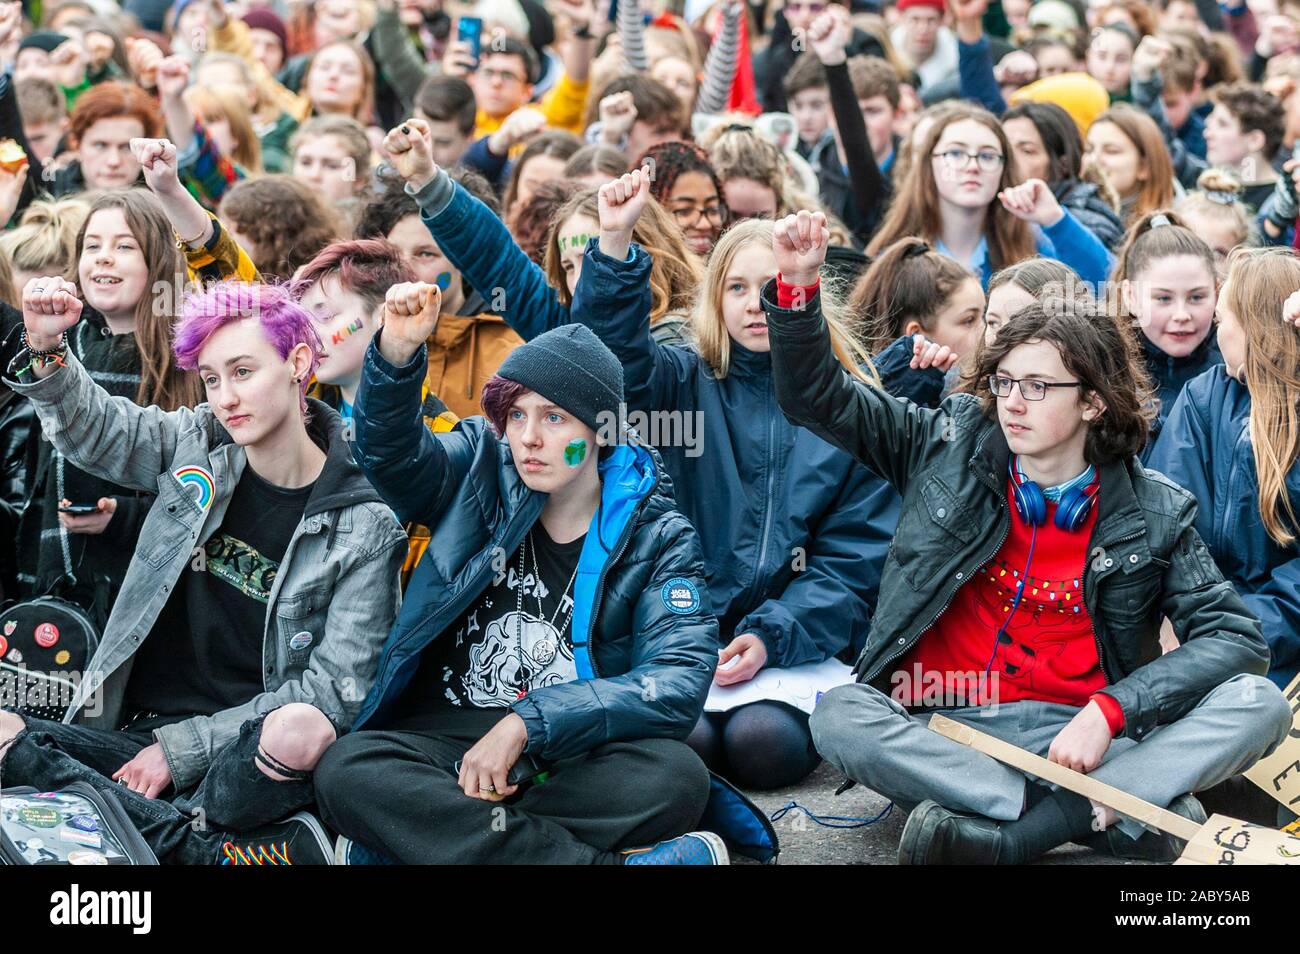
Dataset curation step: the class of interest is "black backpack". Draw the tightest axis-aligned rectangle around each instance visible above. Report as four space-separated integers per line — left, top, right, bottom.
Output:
0 596 100 721
1 782 157 865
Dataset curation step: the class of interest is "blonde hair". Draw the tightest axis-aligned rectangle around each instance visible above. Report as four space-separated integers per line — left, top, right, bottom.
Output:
185 85 264 174
1222 246 1300 546
0 198 90 276
689 219 878 385
1173 169 1252 254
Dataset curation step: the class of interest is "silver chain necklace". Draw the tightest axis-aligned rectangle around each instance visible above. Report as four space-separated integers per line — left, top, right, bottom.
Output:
514 529 579 680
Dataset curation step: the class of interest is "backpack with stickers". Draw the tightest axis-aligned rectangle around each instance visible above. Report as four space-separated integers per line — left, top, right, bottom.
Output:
0 596 100 721
1 782 158 865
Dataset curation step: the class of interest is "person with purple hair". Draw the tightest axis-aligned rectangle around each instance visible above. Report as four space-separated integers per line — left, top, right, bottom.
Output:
0 276 407 865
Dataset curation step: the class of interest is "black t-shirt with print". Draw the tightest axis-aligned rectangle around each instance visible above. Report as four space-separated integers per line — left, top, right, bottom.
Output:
125 466 313 720
395 522 586 719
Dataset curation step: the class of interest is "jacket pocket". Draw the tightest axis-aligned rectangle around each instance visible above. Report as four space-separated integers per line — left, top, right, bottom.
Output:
1100 571 1163 672
889 475 976 590
274 585 331 668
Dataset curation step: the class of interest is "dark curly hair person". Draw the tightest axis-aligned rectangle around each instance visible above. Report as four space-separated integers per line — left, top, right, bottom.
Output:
633 141 729 258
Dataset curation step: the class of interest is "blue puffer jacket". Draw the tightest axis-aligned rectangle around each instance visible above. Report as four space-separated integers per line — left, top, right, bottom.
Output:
1140 329 1223 460
1146 366 1300 688
571 241 902 669
347 337 719 759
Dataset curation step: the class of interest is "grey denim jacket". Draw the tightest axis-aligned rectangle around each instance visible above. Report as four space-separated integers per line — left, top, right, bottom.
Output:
10 353 407 789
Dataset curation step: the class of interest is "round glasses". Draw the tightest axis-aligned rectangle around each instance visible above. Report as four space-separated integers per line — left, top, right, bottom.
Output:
932 148 1006 173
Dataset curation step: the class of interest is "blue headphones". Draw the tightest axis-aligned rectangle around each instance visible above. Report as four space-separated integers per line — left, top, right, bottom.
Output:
1008 458 1098 533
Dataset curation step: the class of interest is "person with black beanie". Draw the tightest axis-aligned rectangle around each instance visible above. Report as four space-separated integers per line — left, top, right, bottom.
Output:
313 284 729 864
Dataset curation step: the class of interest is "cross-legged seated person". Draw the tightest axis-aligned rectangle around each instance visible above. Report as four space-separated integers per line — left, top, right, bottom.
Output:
0 279 406 865
312 282 723 864
761 211 1293 865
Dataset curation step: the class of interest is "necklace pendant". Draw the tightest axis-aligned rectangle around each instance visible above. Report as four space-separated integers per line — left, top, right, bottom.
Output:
533 639 556 667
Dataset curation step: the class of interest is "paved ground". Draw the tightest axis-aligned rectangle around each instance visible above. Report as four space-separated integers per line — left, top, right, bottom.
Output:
738 762 1147 865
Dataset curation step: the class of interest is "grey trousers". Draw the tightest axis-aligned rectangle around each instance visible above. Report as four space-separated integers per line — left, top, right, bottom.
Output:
810 674 1292 841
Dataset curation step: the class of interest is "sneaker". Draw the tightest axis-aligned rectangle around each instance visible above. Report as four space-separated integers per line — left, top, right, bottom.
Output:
621 831 729 865
218 812 334 865
334 836 400 865
1082 793 1207 863
897 799 1006 865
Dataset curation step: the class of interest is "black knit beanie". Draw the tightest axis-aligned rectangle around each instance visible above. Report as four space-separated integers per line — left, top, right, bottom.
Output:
496 324 623 433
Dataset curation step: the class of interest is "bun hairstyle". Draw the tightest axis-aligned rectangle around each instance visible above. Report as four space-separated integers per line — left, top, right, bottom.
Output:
850 237 976 353
1111 208 1218 322
1173 169 1253 259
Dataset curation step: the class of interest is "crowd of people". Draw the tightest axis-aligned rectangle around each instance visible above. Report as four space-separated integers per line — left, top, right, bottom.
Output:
0 0 1297 867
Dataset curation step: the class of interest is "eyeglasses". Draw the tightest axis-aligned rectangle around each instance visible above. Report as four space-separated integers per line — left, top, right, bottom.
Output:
477 67 526 85
672 204 725 227
988 375 1084 401
932 148 1006 172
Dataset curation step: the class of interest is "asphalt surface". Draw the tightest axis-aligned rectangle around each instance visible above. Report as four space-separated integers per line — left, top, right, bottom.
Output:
739 761 1147 865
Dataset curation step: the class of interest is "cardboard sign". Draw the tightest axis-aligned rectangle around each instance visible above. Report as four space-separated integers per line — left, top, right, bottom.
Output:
927 713 1300 864
1245 672 1300 813
1177 815 1300 865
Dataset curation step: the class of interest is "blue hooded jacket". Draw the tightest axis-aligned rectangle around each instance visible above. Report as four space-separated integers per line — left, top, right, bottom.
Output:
570 241 903 669
1147 366 1300 687
346 338 719 758
1140 328 1223 461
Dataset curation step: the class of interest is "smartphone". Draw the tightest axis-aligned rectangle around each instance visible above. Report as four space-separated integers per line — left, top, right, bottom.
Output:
457 16 483 66
58 503 101 515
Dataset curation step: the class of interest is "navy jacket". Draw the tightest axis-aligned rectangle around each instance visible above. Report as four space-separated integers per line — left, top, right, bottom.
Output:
1140 329 1223 460
1147 367 1300 688
571 241 900 669
347 337 718 759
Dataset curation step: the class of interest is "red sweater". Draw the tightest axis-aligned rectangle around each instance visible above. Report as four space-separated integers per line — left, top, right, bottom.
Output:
893 475 1123 732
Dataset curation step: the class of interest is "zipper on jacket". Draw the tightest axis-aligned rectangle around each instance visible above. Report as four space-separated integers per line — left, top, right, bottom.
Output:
580 468 662 678
748 397 779 609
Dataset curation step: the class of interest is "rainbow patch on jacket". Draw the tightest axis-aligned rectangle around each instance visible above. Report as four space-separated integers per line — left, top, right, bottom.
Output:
173 465 215 510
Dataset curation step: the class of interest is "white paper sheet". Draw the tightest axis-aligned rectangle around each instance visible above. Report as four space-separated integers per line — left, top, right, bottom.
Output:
704 658 854 715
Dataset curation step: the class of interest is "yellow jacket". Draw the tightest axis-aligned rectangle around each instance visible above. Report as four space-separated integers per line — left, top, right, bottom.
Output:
473 72 590 138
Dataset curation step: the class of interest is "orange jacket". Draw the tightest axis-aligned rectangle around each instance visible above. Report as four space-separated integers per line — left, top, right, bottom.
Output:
425 312 523 420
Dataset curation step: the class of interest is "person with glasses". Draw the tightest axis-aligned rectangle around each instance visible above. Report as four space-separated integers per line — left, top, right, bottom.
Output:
764 208 1291 865
868 103 1112 290
637 140 728 257
458 32 592 140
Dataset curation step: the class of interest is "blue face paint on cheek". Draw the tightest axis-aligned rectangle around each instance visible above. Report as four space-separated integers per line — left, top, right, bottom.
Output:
564 439 588 468
434 271 452 290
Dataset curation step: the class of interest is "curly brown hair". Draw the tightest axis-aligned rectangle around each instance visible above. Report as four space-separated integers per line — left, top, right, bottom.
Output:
218 175 345 281
972 299 1156 464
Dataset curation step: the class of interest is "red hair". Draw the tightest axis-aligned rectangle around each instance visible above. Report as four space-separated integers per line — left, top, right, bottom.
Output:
69 82 163 147
291 238 414 313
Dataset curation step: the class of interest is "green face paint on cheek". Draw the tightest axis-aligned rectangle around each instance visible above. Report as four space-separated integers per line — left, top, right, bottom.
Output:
564 439 588 467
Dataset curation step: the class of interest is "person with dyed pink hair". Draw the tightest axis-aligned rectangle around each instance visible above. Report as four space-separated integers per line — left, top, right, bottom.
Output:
0 276 408 865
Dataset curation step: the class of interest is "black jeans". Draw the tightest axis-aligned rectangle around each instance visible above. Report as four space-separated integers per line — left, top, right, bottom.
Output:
0 709 316 864
314 708 711 864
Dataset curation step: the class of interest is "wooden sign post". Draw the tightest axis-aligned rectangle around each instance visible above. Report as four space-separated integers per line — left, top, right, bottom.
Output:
928 712 1300 865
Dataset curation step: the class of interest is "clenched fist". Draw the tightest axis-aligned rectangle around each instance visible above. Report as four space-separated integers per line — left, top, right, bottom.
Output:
23 276 82 352
378 281 442 366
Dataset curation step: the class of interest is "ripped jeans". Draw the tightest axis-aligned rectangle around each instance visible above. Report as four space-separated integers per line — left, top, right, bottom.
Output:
0 709 317 864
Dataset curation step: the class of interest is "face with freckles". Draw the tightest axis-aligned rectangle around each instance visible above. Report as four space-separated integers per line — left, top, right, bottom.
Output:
721 241 777 353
